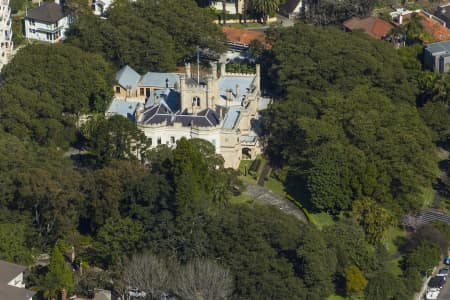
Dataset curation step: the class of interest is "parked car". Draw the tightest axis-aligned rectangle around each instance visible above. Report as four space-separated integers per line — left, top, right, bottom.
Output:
426 288 440 300
428 276 446 289
129 288 146 298
438 267 450 278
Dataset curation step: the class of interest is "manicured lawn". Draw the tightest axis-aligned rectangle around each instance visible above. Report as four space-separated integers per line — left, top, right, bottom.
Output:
264 175 286 198
228 22 265 29
309 212 335 230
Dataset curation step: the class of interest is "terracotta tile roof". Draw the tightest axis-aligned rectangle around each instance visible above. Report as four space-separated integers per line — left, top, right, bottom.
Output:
418 12 450 43
343 17 394 39
222 26 267 47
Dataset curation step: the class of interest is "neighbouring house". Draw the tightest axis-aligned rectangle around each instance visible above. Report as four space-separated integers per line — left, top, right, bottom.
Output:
210 0 244 14
0 260 35 300
92 0 113 16
110 62 263 168
391 9 450 43
424 40 450 72
0 0 13 70
430 3 450 29
278 0 305 19
24 0 71 43
343 16 394 40
222 26 267 52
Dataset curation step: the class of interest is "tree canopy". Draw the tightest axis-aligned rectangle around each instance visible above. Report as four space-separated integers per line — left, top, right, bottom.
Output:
67 0 226 73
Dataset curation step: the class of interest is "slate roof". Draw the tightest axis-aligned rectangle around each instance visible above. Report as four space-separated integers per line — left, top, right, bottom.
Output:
0 260 35 300
139 72 180 88
426 40 450 54
106 99 138 121
146 89 180 112
174 109 220 127
26 2 66 23
343 17 394 39
222 106 240 129
115 65 141 89
140 104 220 127
218 76 255 102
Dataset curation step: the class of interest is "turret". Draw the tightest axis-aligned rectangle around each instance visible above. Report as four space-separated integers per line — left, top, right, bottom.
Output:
185 63 191 79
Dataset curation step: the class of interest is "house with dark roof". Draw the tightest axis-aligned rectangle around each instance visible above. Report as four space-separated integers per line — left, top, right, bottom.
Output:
424 40 450 72
110 62 263 168
24 0 71 43
343 16 394 40
278 0 304 19
0 260 35 300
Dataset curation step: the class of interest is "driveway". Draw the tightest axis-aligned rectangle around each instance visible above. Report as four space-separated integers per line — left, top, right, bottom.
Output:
242 182 308 223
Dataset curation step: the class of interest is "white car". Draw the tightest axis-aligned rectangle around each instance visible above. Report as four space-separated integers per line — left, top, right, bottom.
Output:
129 288 146 298
426 288 440 300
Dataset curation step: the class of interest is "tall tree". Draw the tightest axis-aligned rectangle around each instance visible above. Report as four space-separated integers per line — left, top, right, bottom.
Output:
250 0 281 23
41 245 74 300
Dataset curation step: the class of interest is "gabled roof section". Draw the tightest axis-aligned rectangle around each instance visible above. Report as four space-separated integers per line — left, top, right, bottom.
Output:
0 260 36 300
139 72 180 89
279 0 302 14
26 2 66 23
218 75 255 102
115 65 141 90
106 99 138 121
343 17 394 39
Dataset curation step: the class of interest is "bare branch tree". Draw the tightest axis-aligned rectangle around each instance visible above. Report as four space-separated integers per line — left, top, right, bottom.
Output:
124 253 170 300
172 258 233 300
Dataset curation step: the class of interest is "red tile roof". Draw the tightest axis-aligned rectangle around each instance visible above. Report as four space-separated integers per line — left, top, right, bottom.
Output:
417 12 450 43
343 17 394 39
222 26 267 47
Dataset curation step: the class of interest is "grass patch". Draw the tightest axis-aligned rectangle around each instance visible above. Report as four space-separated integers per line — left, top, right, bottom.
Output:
227 22 265 29
327 295 347 300
384 226 405 255
421 186 434 208
386 256 403 276
264 176 286 198
309 212 335 230
230 193 255 205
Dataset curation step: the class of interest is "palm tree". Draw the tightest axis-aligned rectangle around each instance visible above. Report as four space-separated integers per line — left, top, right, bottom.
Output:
250 0 281 24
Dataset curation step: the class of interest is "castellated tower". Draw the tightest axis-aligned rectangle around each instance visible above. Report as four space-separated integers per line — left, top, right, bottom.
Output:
180 62 220 114
0 0 12 70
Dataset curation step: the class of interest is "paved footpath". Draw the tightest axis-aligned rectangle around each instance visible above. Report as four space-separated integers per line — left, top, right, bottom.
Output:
242 182 308 223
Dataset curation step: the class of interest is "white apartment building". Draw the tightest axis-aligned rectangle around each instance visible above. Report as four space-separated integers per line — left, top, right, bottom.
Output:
24 1 70 43
0 0 12 70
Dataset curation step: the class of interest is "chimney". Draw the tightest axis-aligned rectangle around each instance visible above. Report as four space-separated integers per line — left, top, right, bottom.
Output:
221 63 226 77
235 84 240 100
226 89 233 102
61 288 67 300
185 63 191 78
211 62 218 79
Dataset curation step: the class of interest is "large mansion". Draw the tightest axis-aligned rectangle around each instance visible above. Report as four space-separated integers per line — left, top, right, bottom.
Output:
107 62 265 168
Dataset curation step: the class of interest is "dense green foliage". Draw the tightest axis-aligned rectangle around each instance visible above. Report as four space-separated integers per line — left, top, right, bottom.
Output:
0 44 113 147
263 25 438 215
67 0 226 72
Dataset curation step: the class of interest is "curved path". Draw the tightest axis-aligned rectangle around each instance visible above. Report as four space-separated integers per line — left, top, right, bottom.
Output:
242 182 308 223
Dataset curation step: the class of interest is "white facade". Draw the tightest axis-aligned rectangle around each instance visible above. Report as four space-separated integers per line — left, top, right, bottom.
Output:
211 0 243 14
24 3 70 43
8 273 25 289
0 0 12 70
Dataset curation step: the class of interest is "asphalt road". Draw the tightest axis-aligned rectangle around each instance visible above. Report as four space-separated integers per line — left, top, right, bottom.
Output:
437 277 450 300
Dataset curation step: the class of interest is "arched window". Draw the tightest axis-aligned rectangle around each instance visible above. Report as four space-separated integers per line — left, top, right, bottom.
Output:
192 96 200 106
